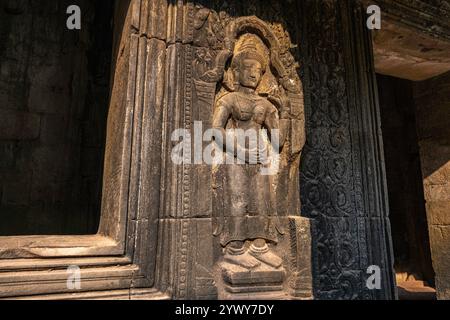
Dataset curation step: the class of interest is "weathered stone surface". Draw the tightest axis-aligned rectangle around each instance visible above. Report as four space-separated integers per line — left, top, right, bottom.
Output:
428 226 450 275
287 216 313 299
5 0 448 301
424 185 450 202
27 66 73 115
367 0 450 41
0 1 114 236
0 0 168 300
373 21 450 81
377 75 435 287
39 114 67 146
299 0 397 300
436 277 450 300
414 72 450 140
181 7 312 299
414 71 450 299
221 263 286 286
397 280 437 300
419 142 450 190
426 201 450 226
0 110 40 141
1 176 31 206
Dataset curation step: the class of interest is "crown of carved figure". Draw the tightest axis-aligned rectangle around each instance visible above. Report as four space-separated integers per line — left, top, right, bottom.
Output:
232 33 269 71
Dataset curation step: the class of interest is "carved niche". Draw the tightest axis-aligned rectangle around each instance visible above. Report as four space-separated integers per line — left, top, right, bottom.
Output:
162 0 395 301
188 7 312 299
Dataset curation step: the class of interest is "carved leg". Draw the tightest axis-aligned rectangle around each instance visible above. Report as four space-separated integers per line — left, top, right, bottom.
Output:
249 239 283 269
224 241 261 269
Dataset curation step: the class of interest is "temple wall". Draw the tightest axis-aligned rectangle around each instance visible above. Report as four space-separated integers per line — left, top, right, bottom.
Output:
0 1 114 235
1 0 448 300
413 71 450 300
377 75 434 285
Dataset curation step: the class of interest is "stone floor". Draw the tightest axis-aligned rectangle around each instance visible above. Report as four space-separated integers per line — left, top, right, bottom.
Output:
397 281 436 300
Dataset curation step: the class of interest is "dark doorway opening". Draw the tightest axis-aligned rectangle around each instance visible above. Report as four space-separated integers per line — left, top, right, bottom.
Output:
377 74 436 300
0 1 115 235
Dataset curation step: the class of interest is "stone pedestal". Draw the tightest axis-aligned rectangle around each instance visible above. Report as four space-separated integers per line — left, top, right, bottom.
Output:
219 262 287 300
215 216 313 300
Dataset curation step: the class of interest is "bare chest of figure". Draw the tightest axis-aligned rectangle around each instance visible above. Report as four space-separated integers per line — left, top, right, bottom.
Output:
229 93 266 131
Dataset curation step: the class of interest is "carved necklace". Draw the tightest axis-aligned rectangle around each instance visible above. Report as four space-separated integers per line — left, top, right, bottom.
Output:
234 92 259 121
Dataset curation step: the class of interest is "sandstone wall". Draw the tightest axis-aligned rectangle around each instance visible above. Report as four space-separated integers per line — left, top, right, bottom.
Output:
0 1 114 235
413 71 450 299
377 75 434 284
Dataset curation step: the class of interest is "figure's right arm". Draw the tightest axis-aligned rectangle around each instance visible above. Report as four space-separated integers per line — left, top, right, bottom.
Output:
212 99 232 153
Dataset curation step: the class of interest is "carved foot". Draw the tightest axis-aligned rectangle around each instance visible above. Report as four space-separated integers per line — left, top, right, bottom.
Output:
224 251 261 270
249 243 283 269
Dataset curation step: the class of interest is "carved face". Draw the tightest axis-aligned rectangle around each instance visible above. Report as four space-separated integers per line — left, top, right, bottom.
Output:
237 59 263 89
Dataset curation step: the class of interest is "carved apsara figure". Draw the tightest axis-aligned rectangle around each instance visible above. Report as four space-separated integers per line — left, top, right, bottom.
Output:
212 34 289 270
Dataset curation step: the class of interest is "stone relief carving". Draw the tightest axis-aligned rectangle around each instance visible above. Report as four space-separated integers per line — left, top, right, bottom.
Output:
159 0 394 301
166 0 388 300
212 33 287 269
300 0 361 299
188 6 311 299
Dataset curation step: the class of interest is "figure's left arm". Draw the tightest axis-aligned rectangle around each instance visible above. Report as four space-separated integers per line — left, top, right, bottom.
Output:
264 104 289 152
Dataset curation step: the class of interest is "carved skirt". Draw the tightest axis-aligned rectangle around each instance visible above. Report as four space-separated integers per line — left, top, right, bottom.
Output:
213 162 280 246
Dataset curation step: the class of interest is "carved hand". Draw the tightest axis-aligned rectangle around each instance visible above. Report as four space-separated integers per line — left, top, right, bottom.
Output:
268 92 291 119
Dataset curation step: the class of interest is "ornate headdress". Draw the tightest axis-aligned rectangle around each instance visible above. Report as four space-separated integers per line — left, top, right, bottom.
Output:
231 34 269 71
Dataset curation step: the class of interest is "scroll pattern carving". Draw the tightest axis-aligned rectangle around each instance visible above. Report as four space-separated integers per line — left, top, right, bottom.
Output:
300 0 365 300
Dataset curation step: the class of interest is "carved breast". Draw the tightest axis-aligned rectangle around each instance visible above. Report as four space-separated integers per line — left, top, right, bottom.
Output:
231 93 268 124
233 96 255 121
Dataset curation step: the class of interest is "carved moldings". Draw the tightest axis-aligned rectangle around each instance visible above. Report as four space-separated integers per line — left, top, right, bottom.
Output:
366 0 450 41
